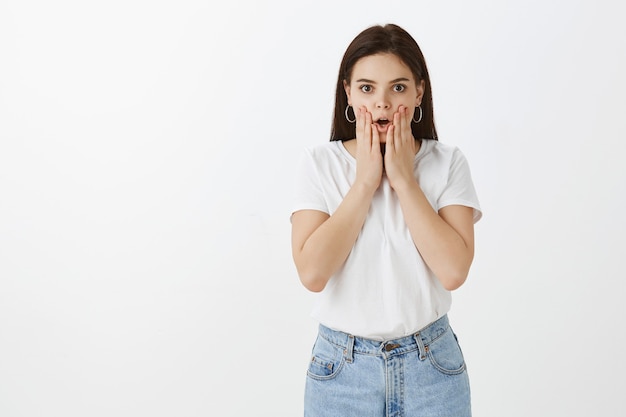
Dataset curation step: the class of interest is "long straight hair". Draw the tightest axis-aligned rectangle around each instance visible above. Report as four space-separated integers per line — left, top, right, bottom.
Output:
331 24 438 142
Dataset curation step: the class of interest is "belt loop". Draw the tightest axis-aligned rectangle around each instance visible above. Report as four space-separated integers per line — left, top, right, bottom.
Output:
344 334 355 363
413 332 427 361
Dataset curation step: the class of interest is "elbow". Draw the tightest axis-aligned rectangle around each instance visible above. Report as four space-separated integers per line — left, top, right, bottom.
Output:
293 252 331 292
438 265 470 291
296 266 329 293
299 272 328 293
441 274 467 291
303 281 326 293
438 252 473 291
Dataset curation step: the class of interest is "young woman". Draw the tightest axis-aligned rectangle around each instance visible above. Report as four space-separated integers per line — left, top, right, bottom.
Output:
291 23 482 416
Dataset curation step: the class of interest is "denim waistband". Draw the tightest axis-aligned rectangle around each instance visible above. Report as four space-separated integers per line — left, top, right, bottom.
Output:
317 315 450 361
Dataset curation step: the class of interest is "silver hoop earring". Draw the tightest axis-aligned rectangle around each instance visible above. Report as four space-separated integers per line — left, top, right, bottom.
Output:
345 105 356 123
413 106 423 123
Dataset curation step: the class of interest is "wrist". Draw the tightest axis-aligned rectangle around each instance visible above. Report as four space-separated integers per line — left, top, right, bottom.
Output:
352 178 379 197
390 176 419 195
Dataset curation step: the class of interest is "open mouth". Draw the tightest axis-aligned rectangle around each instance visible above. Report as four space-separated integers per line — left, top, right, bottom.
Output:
376 118 390 126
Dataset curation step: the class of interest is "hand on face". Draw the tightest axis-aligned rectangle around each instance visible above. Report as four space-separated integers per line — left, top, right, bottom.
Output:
354 105 417 191
354 106 384 192
383 105 418 189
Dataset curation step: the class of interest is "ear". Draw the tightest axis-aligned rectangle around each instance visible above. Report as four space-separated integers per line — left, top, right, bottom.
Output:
415 80 425 106
343 80 352 105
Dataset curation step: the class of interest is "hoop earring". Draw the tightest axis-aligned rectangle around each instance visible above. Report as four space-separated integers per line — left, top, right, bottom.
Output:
345 105 356 123
413 106 423 123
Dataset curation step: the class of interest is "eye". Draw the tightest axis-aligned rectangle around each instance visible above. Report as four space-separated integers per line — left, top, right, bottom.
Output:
393 84 406 92
359 84 373 93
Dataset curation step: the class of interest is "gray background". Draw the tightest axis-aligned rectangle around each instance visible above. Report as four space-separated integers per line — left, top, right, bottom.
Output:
1 0 624 415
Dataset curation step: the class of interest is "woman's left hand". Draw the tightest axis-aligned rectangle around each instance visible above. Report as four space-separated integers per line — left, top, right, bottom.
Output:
384 105 418 190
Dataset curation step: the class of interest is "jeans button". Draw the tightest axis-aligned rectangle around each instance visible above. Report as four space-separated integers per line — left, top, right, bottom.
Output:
384 343 400 352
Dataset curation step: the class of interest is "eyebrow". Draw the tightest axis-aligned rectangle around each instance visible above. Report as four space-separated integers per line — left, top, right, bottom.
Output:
355 77 411 84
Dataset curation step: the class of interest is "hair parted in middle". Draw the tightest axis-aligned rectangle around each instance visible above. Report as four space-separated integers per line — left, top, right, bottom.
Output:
331 23 438 142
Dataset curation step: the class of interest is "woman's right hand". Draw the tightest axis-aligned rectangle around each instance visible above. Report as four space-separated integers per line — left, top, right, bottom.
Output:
354 106 383 192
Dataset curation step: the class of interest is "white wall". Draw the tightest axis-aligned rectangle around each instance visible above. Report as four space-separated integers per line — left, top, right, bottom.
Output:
1 0 624 415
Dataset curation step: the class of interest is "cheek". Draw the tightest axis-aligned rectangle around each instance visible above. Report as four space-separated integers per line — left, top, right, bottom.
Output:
350 96 367 107
397 99 417 111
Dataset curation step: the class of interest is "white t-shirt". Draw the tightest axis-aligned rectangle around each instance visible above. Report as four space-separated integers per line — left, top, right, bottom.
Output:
292 139 482 340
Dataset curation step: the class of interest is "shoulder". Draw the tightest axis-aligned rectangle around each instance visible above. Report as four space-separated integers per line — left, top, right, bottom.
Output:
303 141 342 157
422 139 464 158
300 141 349 166
420 140 468 166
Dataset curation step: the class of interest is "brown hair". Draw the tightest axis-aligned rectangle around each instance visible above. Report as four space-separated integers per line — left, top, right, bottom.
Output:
331 24 438 141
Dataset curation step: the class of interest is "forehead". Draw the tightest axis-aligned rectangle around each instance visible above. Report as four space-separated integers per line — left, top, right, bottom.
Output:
351 53 413 81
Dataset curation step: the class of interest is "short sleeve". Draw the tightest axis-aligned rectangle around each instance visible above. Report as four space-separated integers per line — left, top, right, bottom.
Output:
291 147 330 220
437 147 482 223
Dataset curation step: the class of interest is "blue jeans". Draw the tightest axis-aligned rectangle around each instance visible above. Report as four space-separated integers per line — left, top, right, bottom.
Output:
304 315 471 416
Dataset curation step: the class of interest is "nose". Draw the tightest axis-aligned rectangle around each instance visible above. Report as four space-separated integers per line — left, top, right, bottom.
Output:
375 91 391 109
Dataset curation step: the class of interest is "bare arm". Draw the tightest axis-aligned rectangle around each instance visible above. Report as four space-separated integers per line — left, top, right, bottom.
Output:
395 185 475 290
291 182 376 292
291 107 382 292
385 107 475 290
